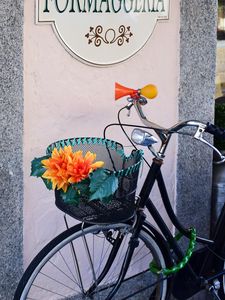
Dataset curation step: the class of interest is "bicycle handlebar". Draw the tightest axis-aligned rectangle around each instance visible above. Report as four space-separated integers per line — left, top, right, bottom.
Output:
115 83 225 163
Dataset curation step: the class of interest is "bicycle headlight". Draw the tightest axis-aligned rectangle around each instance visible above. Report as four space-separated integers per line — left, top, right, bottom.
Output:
131 128 158 146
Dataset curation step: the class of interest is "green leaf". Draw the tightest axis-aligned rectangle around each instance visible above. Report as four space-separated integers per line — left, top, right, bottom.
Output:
74 178 90 195
31 155 50 177
89 169 118 201
42 178 52 190
60 186 80 205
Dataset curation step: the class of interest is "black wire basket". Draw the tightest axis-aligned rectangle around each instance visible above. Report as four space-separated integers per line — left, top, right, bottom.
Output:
46 137 143 224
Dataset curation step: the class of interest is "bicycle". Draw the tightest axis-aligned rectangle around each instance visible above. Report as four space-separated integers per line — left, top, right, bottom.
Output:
14 83 225 300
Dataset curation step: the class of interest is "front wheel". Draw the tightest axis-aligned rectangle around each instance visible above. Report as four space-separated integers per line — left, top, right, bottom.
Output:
14 222 171 299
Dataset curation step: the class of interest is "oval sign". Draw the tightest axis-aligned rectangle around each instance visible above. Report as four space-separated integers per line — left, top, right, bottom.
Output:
36 0 170 66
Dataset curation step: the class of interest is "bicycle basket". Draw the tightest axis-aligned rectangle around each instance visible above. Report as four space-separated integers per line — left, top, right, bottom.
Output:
46 137 143 224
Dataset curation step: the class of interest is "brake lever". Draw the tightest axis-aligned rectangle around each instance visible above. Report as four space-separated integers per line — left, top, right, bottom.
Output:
194 125 225 164
125 102 133 117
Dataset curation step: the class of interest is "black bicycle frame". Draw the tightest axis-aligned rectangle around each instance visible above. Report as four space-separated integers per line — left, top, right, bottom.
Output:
103 122 225 296
138 157 225 286
136 157 220 279
138 158 190 261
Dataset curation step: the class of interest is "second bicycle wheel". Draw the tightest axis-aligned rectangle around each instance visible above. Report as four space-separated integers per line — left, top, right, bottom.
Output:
14 222 170 300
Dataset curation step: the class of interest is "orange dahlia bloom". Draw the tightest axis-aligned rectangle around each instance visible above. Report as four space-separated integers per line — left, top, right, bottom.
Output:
67 151 104 184
42 146 73 192
41 146 104 192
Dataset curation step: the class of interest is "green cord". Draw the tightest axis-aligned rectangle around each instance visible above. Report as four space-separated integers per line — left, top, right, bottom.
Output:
149 227 197 276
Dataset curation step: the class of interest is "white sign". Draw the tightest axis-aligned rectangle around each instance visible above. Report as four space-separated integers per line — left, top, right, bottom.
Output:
36 0 170 65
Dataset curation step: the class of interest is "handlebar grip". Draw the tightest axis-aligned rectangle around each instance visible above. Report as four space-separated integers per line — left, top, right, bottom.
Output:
205 122 225 139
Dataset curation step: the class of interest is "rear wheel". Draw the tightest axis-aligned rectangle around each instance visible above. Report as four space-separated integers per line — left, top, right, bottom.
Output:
14 222 171 299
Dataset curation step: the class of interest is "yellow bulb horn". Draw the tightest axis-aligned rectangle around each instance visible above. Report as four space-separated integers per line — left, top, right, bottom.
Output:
140 84 158 99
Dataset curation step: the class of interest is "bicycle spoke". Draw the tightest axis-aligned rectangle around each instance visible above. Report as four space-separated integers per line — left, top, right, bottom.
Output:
69 239 85 292
92 234 95 272
96 234 107 276
102 234 128 285
129 250 151 268
131 243 146 260
102 241 153 297
32 284 67 298
82 233 98 288
49 260 78 285
119 273 169 300
15 223 169 299
95 236 112 278
58 250 77 283
39 272 78 292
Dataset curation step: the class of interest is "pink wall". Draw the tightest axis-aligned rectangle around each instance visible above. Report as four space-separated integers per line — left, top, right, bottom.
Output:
24 0 180 265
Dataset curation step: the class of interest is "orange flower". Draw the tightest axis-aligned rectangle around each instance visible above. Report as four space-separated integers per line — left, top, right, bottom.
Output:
67 151 104 184
41 146 104 192
42 146 73 192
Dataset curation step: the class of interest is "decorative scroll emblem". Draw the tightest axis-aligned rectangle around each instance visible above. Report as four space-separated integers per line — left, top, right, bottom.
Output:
36 0 170 66
85 25 133 47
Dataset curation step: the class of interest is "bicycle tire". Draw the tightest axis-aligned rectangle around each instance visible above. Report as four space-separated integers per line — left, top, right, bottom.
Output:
14 222 171 300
